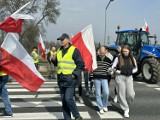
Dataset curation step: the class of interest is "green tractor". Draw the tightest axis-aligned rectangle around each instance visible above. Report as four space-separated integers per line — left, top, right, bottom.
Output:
109 29 160 83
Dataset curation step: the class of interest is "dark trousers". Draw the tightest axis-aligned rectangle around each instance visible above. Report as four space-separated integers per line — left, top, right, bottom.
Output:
78 74 82 96
60 87 80 120
84 72 89 92
74 74 83 97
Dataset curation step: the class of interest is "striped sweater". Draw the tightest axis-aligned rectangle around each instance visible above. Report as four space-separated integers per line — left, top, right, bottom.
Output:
91 55 112 79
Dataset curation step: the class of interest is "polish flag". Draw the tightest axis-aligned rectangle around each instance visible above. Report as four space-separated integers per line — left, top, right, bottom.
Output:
0 2 33 33
71 24 97 72
38 34 46 59
0 33 45 92
143 19 149 32
0 17 23 33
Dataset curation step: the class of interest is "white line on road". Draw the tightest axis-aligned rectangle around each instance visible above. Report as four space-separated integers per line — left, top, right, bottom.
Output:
9 94 60 98
7 88 60 92
98 111 123 119
0 100 85 107
0 112 91 120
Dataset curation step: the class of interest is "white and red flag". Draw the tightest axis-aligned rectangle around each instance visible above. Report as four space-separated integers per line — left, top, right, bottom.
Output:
142 19 149 32
0 33 45 92
0 17 23 33
71 24 97 72
0 2 33 33
38 34 46 59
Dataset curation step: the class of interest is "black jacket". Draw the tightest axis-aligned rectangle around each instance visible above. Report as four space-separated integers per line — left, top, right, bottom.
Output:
47 51 52 64
52 43 84 87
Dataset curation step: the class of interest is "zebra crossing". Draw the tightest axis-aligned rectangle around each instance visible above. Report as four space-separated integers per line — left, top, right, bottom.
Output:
137 81 160 91
0 79 123 120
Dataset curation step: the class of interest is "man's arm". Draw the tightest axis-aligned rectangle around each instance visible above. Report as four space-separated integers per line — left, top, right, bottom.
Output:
72 48 85 78
47 52 51 63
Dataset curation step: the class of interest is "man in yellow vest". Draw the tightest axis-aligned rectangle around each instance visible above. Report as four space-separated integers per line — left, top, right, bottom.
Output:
47 46 57 79
30 46 39 69
52 33 84 120
0 52 13 117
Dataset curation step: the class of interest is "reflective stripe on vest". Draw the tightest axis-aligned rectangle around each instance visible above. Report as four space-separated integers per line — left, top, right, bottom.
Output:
0 72 7 76
57 46 76 74
31 51 39 63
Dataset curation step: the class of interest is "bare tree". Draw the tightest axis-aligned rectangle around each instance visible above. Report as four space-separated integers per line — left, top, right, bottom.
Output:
0 0 60 51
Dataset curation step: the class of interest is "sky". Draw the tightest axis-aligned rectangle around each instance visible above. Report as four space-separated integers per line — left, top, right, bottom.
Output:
46 0 160 45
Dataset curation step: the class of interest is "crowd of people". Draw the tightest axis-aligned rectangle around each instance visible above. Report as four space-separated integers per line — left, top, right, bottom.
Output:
0 33 138 120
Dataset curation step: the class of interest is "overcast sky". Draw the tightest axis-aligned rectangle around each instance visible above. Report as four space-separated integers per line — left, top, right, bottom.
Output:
46 0 160 45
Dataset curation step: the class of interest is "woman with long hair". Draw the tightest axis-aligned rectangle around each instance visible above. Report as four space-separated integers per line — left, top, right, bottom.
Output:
111 45 137 118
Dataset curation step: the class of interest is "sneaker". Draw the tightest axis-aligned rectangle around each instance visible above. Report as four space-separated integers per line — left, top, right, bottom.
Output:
78 96 84 104
75 116 83 120
124 109 129 118
0 111 13 117
113 95 118 103
103 107 108 112
99 109 104 114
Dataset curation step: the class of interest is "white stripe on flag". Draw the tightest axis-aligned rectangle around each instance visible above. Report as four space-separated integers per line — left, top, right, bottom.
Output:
81 24 97 70
0 33 45 92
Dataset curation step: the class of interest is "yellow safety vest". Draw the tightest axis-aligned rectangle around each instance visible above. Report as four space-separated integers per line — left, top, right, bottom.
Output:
57 46 76 75
31 51 39 63
0 71 7 76
50 51 56 61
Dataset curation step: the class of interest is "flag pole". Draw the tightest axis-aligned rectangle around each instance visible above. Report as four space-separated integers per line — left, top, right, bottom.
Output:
11 2 31 17
38 34 40 56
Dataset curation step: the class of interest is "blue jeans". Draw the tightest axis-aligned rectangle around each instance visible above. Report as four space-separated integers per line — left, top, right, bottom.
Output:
0 75 12 115
60 87 80 120
94 79 109 111
84 72 89 92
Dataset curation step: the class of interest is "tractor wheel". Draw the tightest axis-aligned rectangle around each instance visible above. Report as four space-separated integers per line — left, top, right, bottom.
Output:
141 58 160 84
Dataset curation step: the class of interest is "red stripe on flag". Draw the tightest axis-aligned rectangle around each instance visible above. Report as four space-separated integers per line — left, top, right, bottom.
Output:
0 48 44 92
0 17 23 33
72 32 93 72
146 26 149 33
38 42 46 59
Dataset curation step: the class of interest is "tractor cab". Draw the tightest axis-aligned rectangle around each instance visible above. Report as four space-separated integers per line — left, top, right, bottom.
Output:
116 30 149 57
109 29 160 84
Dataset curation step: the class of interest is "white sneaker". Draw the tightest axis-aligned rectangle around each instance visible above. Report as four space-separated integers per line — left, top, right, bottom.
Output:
103 107 108 112
113 95 118 103
124 109 129 118
99 109 104 114
78 96 84 104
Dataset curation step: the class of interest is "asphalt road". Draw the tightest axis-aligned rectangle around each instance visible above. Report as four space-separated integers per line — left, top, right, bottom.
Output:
0 76 160 120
